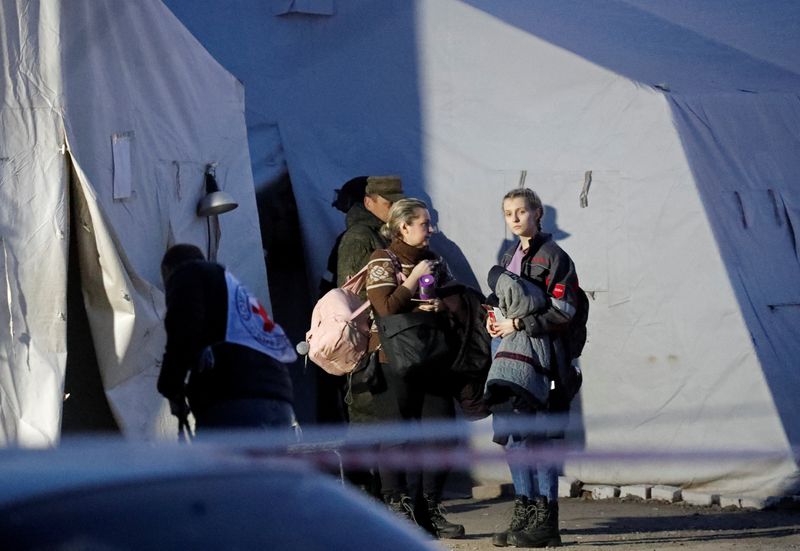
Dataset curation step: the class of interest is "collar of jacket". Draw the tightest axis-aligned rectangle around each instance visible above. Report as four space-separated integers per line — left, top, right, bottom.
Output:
345 202 383 230
501 232 552 267
389 237 438 265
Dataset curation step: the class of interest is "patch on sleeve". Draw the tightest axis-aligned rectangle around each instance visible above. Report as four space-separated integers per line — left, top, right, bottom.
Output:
368 262 392 284
553 283 566 300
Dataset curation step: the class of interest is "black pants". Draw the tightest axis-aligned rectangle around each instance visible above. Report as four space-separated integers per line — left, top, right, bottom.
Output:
192 398 298 448
372 362 455 501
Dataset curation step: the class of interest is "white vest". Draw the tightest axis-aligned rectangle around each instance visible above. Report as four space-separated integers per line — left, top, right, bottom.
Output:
224 271 297 364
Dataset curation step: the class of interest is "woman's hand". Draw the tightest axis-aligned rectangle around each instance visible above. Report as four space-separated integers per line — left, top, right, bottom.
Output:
410 259 437 280
417 298 444 313
493 318 517 338
486 316 501 338
403 259 438 294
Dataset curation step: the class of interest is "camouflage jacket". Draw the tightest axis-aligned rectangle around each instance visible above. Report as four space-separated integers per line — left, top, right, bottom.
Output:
336 203 387 293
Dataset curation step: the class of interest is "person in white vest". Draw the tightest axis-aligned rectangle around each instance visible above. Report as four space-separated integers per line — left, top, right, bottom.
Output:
157 244 296 433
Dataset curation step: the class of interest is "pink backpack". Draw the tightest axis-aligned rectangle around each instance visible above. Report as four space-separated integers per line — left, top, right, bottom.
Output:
305 265 372 376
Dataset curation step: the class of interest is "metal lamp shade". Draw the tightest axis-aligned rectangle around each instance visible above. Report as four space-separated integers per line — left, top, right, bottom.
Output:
197 190 238 216
197 169 238 216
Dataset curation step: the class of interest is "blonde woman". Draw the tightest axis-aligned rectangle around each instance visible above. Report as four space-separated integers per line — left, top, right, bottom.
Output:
365 198 464 539
487 188 580 548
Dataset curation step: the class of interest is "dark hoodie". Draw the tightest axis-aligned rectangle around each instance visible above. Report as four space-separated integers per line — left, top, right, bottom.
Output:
157 261 294 413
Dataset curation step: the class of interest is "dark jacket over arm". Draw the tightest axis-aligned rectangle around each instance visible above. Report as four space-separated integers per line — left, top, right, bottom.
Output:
365 241 451 361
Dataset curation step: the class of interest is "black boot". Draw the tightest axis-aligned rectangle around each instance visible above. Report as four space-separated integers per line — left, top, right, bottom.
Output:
492 495 531 547
423 494 465 539
385 493 417 525
508 496 561 548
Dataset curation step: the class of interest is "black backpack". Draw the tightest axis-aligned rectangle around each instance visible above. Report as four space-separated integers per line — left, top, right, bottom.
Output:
549 285 589 411
568 286 590 360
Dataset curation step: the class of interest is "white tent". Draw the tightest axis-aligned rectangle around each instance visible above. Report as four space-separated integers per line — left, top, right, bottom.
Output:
164 0 800 498
0 0 267 445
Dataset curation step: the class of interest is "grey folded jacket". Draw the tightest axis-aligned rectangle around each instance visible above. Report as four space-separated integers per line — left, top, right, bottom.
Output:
484 270 551 411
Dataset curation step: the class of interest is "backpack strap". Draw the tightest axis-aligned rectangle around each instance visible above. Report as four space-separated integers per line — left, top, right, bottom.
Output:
338 264 372 322
341 263 369 293
349 299 372 322
383 248 407 284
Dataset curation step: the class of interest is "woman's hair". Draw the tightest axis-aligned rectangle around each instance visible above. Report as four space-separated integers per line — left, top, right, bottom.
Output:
381 198 428 240
502 187 544 231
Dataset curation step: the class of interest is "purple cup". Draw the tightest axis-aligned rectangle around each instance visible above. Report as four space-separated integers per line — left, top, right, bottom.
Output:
419 274 436 300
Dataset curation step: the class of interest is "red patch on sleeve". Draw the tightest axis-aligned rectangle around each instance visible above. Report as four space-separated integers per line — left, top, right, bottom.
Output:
553 283 566 300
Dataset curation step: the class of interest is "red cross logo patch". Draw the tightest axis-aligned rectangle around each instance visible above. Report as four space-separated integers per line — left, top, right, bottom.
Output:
251 300 275 332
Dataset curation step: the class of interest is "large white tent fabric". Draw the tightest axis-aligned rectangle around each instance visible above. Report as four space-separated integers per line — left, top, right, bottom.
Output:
165 0 800 497
0 0 267 445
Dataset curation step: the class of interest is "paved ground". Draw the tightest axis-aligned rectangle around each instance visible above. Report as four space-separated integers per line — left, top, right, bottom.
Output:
436 495 800 550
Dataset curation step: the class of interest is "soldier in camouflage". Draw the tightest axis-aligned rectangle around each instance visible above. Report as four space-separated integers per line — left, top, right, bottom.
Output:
335 175 405 496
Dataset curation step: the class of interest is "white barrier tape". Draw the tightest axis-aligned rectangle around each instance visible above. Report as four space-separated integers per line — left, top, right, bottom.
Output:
293 404 778 450
288 444 794 471
155 412 796 471
56 405 790 473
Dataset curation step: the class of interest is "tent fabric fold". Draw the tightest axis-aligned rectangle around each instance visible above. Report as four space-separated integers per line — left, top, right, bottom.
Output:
1 0 267 444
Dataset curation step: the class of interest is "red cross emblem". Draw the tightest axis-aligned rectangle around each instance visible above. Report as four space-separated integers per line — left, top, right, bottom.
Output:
251 300 275 332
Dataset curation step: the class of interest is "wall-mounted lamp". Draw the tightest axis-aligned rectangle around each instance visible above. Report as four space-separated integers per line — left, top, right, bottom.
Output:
197 164 238 217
